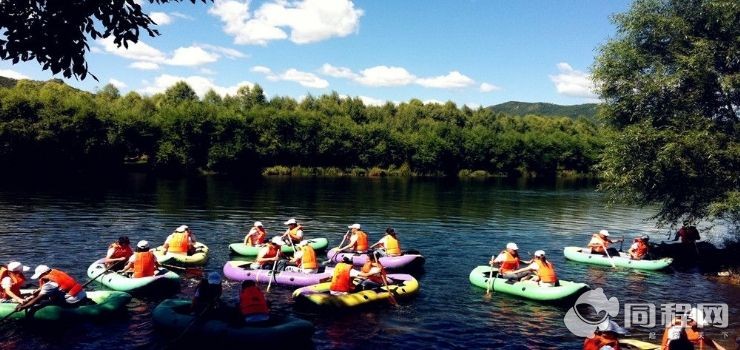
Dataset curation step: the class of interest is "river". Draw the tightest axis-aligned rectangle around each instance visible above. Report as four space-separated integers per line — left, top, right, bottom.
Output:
0 175 737 349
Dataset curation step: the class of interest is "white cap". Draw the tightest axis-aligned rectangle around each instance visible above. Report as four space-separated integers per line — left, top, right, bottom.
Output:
176 225 188 232
254 221 263 227
7 262 30 273
596 318 628 335
207 272 221 285
284 218 297 225
534 250 546 257
348 223 361 229
137 240 150 249
31 265 51 279
506 242 519 250
599 229 610 236
271 236 284 244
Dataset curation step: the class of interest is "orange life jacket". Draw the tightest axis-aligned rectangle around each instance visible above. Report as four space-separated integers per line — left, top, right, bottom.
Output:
42 269 83 297
300 246 317 269
239 285 269 316
660 326 704 349
384 235 401 256
330 262 352 293
108 242 133 260
0 267 25 300
353 230 369 252
168 231 190 253
498 251 520 274
361 261 384 284
257 245 279 263
535 260 558 283
287 226 303 242
588 234 609 253
246 228 266 246
133 251 156 278
583 334 621 350
630 240 648 259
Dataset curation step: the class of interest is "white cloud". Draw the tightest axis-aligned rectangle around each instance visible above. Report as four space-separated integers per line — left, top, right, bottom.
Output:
149 12 172 25
129 61 160 70
0 69 29 80
170 12 194 20
196 44 247 59
252 66 328 88
99 37 166 62
251 65 273 74
199 68 216 75
465 102 482 109
416 71 475 89
140 74 253 97
549 62 597 99
90 46 103 54
209 0 363 45
357 95 387 106
108 78 128 89
168 46 219 66
355 66 416 87
479 82 500 93
320 63 358 79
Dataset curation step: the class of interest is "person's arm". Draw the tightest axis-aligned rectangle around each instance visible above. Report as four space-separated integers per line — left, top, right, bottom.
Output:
187 229 197 245
338 235 357 252
16 283 53 311
1 277 24 303
370 237 385 249
162 235 171 255
120 256 136 273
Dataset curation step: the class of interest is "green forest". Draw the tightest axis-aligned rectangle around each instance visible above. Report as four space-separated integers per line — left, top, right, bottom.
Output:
0 78 605 177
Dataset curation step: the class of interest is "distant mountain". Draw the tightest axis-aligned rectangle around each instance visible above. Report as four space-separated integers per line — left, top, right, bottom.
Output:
488 101 599 120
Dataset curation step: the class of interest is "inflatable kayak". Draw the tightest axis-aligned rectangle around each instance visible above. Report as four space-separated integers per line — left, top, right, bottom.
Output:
326 248 425 270
0 290 131 321
468 266 589 301
229 238 329 256
86 258 180 293
222 261 332 287
619 339 660 350
292 273 419 309
563 247 673 270
153 242 209 266
152 299 314 345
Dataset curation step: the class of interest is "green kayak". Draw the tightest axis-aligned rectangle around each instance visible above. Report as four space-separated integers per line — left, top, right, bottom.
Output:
563 247 673 271
152 242 209 266
0 290 131 321
229 238 329 256
152 299 314 345
86 259 180 293
468 266 589 301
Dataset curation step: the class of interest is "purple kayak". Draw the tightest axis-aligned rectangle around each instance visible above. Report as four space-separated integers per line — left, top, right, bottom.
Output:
326 249 425 270
222 261 333 287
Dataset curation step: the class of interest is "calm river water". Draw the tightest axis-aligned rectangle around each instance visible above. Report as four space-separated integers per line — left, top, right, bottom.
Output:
0 175 737 349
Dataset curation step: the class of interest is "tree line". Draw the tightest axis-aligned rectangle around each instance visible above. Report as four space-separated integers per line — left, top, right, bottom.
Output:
0 79 605 177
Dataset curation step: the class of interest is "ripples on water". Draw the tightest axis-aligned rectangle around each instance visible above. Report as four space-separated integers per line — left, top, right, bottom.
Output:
0 176 737 349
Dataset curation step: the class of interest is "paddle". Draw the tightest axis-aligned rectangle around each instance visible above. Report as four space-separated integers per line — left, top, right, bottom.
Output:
601 242 617 268
324 230 351 266
619 236 625 252
374 251 397 306
161 263 203 273
265 257 280 293
485 255 495 296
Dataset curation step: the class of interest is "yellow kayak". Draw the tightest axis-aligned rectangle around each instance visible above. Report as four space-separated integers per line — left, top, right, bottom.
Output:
292 273 418 309
619 339 660 349
152 242 209 266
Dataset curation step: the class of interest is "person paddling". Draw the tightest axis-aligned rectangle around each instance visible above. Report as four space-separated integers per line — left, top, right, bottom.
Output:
353 253 389 291
0 262 31 304
660 308 726 350
286 241 318 274
337 223 369 254
329 257 357 295
489 243 527 280
582 318 627 350
244 221 268 246
239 280 270 323
103 236 133 270
192 272 223 317
628 235 650 260
163 225 197 255
510 250 559 286
16 265 89 311
251 241 282 270
588 230 623 256
673 222 701 245
280 218 304 245
121 240 160 278
370 227 402 257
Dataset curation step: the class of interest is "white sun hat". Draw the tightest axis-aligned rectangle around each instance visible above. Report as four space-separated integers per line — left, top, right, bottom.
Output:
534 250 546 257
254 221 263 227
348 223 361 229
7 261 30 273
506 242 519 250
176 225 188 232
31 265 51 279
137 240 150 249
284 218 297 225
599 229 610 236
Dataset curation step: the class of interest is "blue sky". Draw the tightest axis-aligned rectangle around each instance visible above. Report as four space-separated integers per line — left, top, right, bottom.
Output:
0 0 632 107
